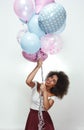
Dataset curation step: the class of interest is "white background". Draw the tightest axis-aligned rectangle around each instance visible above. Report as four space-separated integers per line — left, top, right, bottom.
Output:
0 0 84 130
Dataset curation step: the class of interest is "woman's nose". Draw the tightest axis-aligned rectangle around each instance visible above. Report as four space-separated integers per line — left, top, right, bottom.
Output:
48 77 52 81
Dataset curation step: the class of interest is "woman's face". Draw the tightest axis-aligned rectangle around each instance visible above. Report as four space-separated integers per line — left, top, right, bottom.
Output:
45 75 58 89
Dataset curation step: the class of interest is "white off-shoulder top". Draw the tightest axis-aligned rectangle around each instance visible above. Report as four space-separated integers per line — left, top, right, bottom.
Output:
30 81 56 111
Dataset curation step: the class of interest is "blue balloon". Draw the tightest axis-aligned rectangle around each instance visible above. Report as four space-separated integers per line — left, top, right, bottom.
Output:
38 3 66 34
27 14 45 38
20 32 41 54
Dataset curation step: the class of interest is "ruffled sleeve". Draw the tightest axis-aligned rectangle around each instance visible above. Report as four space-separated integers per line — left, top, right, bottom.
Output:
48 96 56 102
31 81 37 90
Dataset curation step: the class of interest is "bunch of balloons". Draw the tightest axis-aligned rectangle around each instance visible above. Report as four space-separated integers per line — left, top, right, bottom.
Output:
13 0 67 62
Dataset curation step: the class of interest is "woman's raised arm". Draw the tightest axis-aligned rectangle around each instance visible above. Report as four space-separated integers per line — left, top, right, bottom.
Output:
26 59 43 87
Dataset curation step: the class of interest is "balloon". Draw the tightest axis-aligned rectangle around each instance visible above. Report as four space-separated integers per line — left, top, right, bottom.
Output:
20 32 41 54
13 0 35 22
41 34 63 54
22 49 48 62
35 0 55 14
55 21 66 34
17 29 27 43
27 14 45 38
19 18 27 24
38 3 66 34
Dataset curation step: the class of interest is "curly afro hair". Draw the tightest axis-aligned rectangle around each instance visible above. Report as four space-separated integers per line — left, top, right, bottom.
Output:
46 71 70 99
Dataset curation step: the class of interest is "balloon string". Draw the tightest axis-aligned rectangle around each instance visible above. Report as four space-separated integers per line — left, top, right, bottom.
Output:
41 66 44 83
38 65 45 130
36 53 45 129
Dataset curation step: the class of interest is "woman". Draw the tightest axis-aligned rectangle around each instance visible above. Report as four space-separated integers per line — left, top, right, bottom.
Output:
25 59 69 130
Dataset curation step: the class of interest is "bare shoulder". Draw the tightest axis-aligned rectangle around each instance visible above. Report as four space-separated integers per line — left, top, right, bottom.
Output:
26 81 35 88
48 92 55 97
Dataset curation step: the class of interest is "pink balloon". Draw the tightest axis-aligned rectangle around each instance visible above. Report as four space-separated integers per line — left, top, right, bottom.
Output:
22 49 48 62
35 0 55 14
41 34 63 54
13 0 35 22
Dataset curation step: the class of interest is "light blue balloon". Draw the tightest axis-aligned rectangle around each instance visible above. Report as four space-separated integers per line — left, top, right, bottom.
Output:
38 3 66 34
27 14 45 38
20 32 41 54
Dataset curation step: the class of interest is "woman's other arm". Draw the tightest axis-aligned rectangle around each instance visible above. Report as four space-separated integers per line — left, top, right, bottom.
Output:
40 83 54 110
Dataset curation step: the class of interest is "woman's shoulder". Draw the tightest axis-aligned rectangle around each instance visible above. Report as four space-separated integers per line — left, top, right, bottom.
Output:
48 93 56 101
32 81 40 90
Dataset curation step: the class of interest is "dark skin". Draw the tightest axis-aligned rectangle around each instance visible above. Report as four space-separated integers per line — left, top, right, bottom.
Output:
26 59 58 110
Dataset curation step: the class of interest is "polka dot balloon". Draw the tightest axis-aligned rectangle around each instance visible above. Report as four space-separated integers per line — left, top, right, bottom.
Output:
38 3 66 34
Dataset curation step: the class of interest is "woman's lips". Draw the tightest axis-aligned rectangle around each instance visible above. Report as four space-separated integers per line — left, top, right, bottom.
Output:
46 80 50 84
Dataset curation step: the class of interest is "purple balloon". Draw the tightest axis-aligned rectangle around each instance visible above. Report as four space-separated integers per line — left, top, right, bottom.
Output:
13 0 35 22
22 49 48 62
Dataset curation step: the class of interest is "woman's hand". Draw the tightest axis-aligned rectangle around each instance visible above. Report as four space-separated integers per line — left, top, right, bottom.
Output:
40 83 47 93
37 59 43 68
